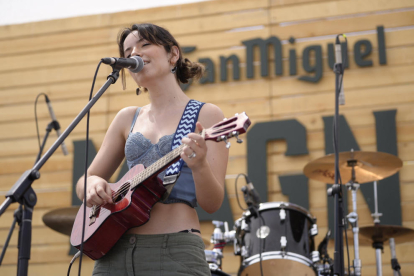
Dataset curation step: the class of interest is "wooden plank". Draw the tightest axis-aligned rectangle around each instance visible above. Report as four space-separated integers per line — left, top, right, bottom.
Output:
0 132 105 158
0 171 71 191
0 63 113 89
271 82 414 115
0 45 111 73
0 226 71 246
110 0 269 26
0 28 118 57
272 64 414 97
0 154 70 175
289 101 414 132
271 0 337 6
271 9 414 40
0 114 107 140
270 0 414 23
0 77 109 106
0 97 108 123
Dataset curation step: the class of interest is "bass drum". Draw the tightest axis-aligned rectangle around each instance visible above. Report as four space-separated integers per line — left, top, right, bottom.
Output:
235 202 318 276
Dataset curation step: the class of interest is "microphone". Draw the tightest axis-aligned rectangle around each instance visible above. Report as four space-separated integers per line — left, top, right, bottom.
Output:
101 56 144 73
335 35 345 105
45 95 69 156
244 175 261 206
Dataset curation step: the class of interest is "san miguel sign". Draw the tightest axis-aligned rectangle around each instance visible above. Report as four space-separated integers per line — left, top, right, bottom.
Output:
182 25 387 90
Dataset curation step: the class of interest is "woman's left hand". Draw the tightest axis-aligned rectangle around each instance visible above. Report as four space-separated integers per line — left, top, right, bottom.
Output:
181 122 208 171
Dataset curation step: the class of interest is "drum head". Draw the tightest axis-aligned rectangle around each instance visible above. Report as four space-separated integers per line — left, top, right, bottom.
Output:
239 259 315 276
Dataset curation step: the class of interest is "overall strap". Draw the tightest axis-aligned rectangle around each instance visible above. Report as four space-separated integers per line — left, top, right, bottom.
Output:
129 107 142 134
165 100 205 176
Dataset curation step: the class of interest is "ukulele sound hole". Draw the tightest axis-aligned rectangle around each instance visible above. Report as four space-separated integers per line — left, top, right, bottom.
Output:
113 182 130 203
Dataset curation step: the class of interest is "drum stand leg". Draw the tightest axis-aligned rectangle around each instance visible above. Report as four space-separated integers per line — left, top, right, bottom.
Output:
373 242 383 276
346 181 361 276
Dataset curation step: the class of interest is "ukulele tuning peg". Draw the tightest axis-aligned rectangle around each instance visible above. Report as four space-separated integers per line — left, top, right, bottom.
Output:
231 131 243 144
223 118 227 121
221 135 231 149
234 113 239 116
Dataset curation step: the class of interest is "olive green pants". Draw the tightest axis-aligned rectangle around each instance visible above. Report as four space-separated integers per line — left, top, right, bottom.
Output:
92 232 211 276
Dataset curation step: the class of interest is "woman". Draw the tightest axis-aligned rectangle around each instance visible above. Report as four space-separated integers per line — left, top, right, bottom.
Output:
75 23 228 276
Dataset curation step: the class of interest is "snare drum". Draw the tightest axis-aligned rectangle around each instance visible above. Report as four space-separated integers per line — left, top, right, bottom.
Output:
234 202 318 276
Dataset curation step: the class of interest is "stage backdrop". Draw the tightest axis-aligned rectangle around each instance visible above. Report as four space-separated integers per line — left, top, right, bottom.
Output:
1 0 414 275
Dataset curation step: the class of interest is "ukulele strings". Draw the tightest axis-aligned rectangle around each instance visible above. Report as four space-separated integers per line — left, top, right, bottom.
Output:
91 144 185 214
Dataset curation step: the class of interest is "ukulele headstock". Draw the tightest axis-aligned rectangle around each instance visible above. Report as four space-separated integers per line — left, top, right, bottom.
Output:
204 112 251 148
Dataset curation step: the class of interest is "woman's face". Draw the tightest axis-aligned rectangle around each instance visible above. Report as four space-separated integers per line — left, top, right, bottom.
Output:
123 30 175 88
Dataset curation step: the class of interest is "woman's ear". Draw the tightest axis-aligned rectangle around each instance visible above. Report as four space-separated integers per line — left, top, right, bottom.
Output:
170 45 180 64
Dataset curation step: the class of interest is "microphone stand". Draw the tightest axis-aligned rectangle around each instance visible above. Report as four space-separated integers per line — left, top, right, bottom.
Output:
327 35 346 276
0 68 120 276
0 118 63 268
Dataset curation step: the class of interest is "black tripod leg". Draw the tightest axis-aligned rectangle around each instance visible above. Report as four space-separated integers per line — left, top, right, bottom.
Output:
0 205 22 265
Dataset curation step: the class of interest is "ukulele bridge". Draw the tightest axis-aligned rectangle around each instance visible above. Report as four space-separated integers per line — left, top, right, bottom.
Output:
89 205 98 225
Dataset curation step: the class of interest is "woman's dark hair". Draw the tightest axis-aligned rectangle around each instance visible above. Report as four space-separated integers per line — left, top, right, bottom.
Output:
117 23 204 90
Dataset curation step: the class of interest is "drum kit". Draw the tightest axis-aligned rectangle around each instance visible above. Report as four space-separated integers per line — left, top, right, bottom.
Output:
42 150 414 276
200 150 414 276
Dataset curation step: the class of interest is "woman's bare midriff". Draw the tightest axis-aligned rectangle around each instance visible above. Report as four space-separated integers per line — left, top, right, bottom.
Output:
126 202 201 237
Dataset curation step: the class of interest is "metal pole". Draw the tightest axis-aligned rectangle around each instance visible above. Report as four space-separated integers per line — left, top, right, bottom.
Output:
375 248 383 276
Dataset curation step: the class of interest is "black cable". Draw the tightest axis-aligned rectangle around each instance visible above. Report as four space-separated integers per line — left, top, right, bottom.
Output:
76 60 103 276
234 173 248 211
34 93 48 151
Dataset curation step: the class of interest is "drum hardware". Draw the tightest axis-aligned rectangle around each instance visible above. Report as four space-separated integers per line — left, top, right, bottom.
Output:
345 154 362 276
209 220 236 270
304 150 404 276
310 224 319 237
389 238 401 276
315 230 333 276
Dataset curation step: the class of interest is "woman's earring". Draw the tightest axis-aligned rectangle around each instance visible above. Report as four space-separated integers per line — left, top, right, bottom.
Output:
136 87 141 96
171 66 177 74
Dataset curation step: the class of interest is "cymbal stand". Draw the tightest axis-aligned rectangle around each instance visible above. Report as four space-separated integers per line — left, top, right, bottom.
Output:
371 181 384 276
345 158 361 276
389 238 402 276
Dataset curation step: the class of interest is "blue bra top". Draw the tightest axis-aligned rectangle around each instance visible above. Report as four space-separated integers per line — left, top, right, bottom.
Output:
124 107 197 208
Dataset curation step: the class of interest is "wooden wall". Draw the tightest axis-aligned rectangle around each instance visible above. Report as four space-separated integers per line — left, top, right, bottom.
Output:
0 0 414 275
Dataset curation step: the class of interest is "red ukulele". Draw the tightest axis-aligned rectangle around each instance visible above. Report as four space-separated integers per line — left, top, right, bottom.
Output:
70 112 251 260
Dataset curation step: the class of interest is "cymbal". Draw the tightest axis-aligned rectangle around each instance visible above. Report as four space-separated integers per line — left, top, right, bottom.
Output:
303 151 402 184
42 206 79 236
356 225 414 246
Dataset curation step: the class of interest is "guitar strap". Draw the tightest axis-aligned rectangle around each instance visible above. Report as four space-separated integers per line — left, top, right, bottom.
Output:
164 99 205 180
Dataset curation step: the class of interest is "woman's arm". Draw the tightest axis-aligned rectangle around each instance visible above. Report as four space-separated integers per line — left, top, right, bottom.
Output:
181 103 229 214
76 106 136 206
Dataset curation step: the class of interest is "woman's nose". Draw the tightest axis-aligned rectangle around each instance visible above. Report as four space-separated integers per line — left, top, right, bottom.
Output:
130 47 142 57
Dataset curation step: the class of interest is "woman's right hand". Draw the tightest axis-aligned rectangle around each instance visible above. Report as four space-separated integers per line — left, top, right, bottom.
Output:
85 176 113 207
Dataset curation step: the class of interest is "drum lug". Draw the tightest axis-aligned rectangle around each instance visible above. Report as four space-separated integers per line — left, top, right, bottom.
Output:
234 242 241 256
312 250 320 263
279 208 286 222
310 224 318 236
241 245 249 258
280 236 287 251
241 219 249 232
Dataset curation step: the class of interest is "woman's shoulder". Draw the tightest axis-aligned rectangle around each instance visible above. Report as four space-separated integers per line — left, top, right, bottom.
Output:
198 103 225 128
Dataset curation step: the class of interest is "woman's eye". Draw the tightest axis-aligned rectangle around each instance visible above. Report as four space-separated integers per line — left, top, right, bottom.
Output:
143 43 150 47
